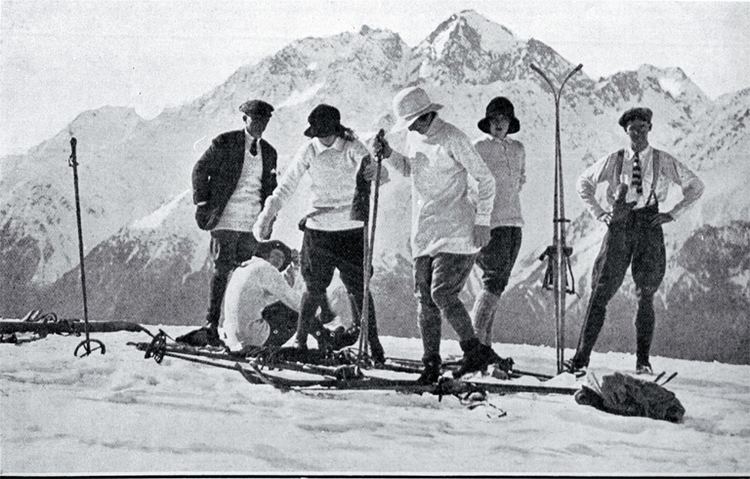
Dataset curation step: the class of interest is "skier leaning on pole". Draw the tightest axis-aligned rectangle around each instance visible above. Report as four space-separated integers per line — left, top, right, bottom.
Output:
254 104 388 363
372 86 497 384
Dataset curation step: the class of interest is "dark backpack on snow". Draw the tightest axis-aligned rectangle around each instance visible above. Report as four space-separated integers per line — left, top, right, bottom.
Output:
575 371 685 423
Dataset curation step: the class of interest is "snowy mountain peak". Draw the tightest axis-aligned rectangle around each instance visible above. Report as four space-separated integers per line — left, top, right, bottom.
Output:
636 64 708 102
422 10 516 56
415 11 520 84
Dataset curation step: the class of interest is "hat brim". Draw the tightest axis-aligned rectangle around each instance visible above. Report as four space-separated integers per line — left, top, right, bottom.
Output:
304 123 344 138
390 103 443 133
477 116 520 135
254 240 292 270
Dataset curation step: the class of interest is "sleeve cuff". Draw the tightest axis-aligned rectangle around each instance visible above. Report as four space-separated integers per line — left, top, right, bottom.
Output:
475 213 491 226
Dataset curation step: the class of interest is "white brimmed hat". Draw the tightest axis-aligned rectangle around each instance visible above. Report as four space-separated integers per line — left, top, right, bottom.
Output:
391 86 443 132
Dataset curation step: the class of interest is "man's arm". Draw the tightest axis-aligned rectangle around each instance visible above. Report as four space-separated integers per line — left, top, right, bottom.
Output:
661 152 705 220
576 153 613 221
264 264 302 312
191 141 219 205
449 132 495 247
372 134 411 177
449 133 495 224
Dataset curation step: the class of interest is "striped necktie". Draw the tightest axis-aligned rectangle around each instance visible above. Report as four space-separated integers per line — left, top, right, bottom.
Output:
631 151 643 195
249 138 258 156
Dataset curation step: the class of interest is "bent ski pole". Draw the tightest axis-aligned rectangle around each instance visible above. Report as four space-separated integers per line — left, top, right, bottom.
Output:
357 129 386 365
67 137 105 357
530 63 582 374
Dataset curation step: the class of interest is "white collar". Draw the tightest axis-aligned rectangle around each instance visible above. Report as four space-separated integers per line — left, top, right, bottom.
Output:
627 144 652 158
245 131 261 144
312 136 345 154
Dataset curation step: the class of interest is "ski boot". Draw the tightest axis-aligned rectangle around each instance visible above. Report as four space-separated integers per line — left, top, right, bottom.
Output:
453 338 494 379
416 354 442 385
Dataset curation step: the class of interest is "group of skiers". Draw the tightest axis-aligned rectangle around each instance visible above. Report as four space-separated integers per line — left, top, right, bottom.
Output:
189 85 704 383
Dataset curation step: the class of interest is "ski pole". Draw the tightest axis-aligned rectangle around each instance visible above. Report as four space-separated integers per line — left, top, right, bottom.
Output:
357 129 386 365
67 137 105 357
530 63 582 374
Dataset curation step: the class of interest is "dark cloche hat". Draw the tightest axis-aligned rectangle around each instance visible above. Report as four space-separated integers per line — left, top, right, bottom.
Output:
239 99 274 118
618 107 653 128
478 97 520 135
254 239 293 270
304 104 346 138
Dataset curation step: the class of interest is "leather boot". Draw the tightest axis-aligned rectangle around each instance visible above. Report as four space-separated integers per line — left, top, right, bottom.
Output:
417 354 442 385
453 338 491 379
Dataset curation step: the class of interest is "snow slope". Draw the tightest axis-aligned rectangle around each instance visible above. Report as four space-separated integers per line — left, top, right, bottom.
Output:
1 331 748 475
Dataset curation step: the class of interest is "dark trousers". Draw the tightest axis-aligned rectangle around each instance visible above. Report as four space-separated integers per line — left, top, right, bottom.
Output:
572 203 666 367
205 230 258 327
476 226 522 295
297 227 380 345
414 253 477 361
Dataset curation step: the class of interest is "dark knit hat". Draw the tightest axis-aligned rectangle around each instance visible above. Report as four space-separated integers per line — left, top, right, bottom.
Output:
478 97 520 135
239 99 274 118
254 240 293 270
618 107 653 128
304 104 346 138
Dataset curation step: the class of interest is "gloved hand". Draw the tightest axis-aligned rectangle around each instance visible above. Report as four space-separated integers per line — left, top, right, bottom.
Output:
372 131 392 159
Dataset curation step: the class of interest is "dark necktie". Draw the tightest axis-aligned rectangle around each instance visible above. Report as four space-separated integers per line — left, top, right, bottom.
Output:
249 138 258 156
631 151 643 195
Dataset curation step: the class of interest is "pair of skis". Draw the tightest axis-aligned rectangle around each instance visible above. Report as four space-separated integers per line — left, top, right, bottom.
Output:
530 63 583 374
128 337 580 397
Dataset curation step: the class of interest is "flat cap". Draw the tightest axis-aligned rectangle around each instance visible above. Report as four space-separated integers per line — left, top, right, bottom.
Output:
618 107 653 128
239 99 274 118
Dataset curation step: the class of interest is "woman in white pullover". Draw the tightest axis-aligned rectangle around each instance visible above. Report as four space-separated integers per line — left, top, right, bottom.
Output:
254 104 388 362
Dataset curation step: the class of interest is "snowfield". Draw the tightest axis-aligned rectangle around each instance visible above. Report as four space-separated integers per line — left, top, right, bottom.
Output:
1 329 748 475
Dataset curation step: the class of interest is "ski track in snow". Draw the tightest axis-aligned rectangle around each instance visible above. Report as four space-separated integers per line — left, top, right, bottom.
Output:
1 329 749 474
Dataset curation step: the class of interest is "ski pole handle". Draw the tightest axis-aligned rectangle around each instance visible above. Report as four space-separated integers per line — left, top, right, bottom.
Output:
374 129 386 161
69 137 78 166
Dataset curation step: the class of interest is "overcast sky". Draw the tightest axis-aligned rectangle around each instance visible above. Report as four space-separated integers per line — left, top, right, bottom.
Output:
1 0 748 156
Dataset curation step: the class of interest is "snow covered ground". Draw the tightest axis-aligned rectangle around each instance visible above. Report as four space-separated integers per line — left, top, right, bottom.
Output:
1 328 748 475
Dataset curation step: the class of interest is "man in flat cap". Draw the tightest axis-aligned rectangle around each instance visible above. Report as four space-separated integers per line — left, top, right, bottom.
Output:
191 99 278 346
566 106 704 374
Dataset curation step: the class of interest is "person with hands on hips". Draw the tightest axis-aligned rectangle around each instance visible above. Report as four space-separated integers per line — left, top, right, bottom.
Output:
566 106 704 375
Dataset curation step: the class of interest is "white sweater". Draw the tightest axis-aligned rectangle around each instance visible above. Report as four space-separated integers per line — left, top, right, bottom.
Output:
255 136 385 232
388 116 495 257
473 134 526 228
214 132 263 232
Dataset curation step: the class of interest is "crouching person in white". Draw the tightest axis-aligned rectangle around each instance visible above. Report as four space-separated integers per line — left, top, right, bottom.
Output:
220 240 300 353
